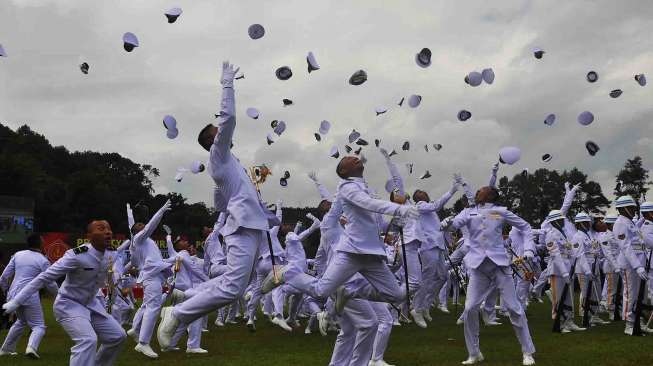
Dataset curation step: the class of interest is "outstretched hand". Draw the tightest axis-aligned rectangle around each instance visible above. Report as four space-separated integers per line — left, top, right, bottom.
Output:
220 61 240 87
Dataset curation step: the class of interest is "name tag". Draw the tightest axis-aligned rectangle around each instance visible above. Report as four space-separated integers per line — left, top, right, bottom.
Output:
84 268 94 271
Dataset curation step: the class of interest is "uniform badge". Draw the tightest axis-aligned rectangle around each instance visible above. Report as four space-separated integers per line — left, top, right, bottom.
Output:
489 211 501 219
73 246 89 255
618 234 626 240
573 243 579 249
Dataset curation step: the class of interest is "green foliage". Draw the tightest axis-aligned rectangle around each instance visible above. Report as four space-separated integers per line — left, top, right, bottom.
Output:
614 156 652 202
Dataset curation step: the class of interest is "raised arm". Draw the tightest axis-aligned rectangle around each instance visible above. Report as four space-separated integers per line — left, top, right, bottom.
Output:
560 182 580 217
211 62 239 160
379 148 405 195
166 235 178 258
340 181 406 217
133 200 171 245
296 214 321 241
116 239 131 253
424 176 458 212
275 200 283 223
488 162 499 188
308 171 332 201
455 173 476 206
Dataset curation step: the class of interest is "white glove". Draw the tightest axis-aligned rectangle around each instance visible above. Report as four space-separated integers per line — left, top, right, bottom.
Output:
440 216 453 231
306 213 319 222
491 162 500 174
2 300 19 315
401 206 419 221
453 173 463 185
220 61 240 88
572 183 581 192
307 171 318 182
636 267 648 281
564 182 571 193
379 147 390 160
163 225 172 235
166 234 172 243
162 199 172 212
276 200 283 208
523 250 535 259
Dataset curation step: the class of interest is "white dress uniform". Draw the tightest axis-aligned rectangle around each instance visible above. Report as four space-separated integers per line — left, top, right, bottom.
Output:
9 243 126 366
129 202 172 348
447 203 536 361
613 214 653 327
597 229 621 316
0 249 59 355
160 68 279 348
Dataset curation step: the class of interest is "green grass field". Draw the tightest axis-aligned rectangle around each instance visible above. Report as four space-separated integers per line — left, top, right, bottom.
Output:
1 297 651 366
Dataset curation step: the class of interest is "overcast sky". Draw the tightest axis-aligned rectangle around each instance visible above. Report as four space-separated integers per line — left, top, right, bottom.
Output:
1 0 652 209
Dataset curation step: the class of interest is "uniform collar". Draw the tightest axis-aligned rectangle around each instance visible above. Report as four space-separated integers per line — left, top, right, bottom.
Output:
84 243 105 262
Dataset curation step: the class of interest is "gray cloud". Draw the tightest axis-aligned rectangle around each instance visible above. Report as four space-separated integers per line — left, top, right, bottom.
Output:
1 0 652 210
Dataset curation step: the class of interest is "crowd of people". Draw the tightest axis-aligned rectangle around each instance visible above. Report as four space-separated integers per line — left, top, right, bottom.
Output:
1 62 652 366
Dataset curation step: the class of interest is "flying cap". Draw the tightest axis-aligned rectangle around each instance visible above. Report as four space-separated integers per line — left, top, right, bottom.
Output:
398 97 405 107
314 133 321 141
586 71 599 83
640 201 653 212
329 146 339 158
388 150 397 157
415 48 432 68
273 121 286 136
266 133 275 145
406 163 414 174
280 177 288 187
544 114 556 126
499 146 521 165
546 209 564 222
424 144 429 152
79 62 90 74
174 171 184 182
465 71 482 87
585 141 599 156
165 7 183 23
356 138 368 146
319 120 331 135
420 170 431 179
577 111 594 126
122 32 139 52
282 98 293 106
457 110 472 121
191 161 205 174
246 107 259 119
163 115 177 130
0 44 6 57
609 89 623 98
408 94 422 108
541 153 552 163
166 128 178 139
375 106 387 116
345 145 352 153
276 66 292 80
615 195 636 208
533 47 545 59
248 24 265 40
306 52 320 73
634 74 646 86
574 212 591 223
349 70 367 85
348 129 360 143
402 141 410 151
433 143 442 151
354 146 362 155
271 120 279 128
374 139 380 147
481 68 495 84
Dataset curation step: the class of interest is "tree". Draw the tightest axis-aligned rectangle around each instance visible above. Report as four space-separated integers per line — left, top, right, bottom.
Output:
614 156 652 202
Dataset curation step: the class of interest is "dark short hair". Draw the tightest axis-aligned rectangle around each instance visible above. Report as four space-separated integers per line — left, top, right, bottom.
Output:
336 158 347 179
198 124 214 152
486 186 500 203
412 190 427 202
26 233 42 248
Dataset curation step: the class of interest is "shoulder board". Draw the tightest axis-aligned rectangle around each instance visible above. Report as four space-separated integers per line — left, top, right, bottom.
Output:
469 213 478 216
73 246 89 255
601 241 608 245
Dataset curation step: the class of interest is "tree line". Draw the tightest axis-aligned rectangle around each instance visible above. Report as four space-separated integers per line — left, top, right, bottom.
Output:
1 123 650 256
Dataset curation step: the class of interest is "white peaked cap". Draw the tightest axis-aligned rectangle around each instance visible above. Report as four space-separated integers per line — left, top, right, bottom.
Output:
499 146 521 165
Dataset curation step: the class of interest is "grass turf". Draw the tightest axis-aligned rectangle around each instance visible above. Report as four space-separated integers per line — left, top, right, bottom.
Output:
1 297 651 366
